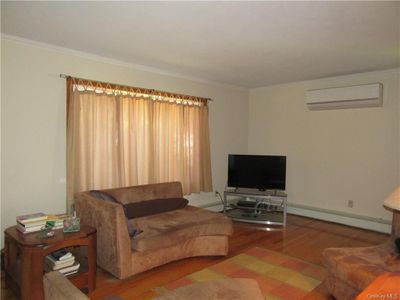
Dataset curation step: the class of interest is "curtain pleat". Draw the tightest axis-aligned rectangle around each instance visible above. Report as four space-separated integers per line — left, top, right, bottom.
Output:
67 90 212 209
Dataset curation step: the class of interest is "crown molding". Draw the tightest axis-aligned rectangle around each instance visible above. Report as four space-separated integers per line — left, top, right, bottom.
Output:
1 34 248 91
251 67 400 91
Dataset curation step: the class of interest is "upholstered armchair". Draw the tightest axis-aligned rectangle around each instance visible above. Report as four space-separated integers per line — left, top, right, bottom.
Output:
322 187 400 299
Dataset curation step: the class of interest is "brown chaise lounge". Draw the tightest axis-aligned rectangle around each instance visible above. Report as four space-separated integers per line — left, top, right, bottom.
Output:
75 181 233 279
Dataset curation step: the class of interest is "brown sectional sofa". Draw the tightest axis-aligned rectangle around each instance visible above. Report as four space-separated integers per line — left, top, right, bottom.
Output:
75 181 233 279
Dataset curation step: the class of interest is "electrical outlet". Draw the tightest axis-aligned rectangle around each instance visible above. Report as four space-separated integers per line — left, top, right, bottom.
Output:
348 200 354 208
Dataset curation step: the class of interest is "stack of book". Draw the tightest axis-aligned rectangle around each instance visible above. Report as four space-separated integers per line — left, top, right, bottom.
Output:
46 214 69 230
45 250 80 276
16 212 47 234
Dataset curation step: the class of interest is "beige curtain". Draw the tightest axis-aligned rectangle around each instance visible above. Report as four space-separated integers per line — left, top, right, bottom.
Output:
67 88 212 208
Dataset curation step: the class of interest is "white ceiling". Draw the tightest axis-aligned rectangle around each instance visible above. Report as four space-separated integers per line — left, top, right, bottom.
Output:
2 1 400 88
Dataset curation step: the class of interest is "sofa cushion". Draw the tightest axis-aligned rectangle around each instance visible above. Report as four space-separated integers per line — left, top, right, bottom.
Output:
129 206 233 252
90 190 142 237
124 198 188 219
91 189 188 219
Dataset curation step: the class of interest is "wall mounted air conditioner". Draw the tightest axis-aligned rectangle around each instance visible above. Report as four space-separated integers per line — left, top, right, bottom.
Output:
306 83 383 110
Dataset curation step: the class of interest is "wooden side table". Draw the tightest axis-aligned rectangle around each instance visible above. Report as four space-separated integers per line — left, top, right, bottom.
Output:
3 225 96 300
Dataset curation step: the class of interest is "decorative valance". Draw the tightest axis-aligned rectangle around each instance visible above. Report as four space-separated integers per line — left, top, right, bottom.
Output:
62 75 211 107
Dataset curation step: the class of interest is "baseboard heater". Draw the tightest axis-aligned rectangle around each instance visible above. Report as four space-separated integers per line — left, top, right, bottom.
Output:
288 202 391 225
200 201 391 227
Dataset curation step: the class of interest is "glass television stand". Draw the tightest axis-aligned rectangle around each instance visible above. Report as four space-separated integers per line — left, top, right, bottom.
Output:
223 189 287 226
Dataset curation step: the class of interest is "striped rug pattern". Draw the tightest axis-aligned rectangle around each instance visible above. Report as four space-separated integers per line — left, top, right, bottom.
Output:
154 247 327 300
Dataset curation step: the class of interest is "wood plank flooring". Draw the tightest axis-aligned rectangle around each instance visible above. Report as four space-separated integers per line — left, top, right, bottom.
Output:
1 214 389 299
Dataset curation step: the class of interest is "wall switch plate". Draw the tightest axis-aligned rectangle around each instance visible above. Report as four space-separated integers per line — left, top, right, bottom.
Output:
348 200 354 208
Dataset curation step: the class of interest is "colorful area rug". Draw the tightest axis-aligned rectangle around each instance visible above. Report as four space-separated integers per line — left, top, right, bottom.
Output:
154 247 327 300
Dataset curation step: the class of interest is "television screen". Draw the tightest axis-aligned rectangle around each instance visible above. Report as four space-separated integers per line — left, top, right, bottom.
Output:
228 154 286 190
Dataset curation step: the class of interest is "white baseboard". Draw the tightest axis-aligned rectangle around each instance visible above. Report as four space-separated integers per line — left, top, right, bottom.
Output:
198 201 223 212
198 201 392 234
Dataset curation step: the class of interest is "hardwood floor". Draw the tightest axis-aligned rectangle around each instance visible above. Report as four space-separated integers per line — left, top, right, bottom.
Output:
1 214 389 299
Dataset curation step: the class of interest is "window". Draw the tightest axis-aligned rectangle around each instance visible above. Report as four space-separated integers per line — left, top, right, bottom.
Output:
66 78 212 208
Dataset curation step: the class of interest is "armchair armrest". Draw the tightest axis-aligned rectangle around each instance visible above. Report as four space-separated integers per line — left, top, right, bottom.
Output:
75 192 132 278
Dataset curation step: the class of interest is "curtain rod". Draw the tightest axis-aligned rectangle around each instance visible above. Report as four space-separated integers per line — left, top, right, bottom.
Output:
59 74 213 102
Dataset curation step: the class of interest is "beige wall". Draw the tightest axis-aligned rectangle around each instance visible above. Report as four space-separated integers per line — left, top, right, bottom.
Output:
248 69 400 222
2 36 399 243
1 38 249 240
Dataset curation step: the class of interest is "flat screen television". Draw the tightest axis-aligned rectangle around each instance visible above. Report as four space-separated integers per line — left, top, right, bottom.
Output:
228 154 286 190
